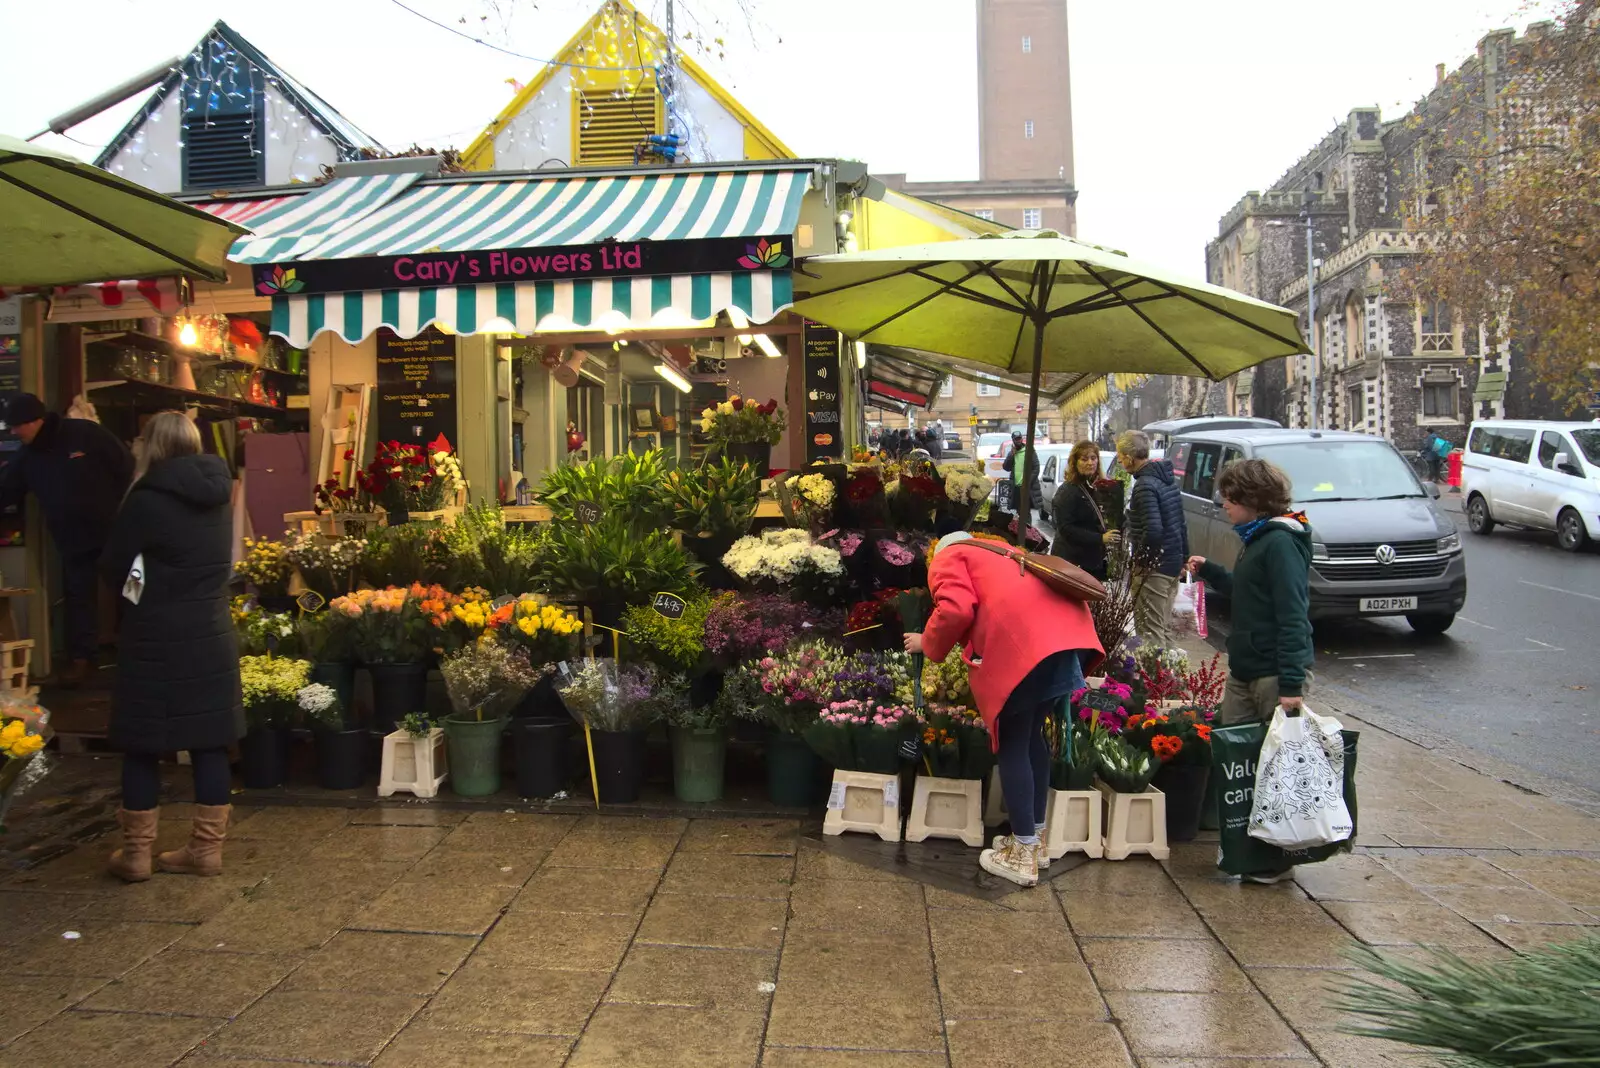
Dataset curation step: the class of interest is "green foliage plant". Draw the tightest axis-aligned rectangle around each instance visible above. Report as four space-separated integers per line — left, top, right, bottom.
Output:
620 595 712 672
538 449 671 532
664 457 761 540
533 514 700 607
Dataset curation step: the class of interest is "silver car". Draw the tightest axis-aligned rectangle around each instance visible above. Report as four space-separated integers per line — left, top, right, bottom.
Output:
1172 428 1466 634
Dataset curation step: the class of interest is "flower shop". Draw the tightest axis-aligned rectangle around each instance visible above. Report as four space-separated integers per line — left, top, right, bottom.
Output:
230 410 1231 866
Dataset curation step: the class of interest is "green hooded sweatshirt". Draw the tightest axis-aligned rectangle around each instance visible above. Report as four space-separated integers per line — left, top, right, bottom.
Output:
1196 515 1315 696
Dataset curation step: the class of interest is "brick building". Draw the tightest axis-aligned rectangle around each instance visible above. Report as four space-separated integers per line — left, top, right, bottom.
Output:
1206 23 1570 456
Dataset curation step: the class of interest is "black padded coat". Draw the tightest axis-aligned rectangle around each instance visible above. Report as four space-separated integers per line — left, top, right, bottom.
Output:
100 454 243 753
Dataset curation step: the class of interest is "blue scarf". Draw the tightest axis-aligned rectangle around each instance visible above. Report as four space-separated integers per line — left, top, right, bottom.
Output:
1233 517 1271 544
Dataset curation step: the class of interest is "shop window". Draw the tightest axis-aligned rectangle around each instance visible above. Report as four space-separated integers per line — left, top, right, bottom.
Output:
1421 381 1457 419
574 82 662 166
1024 120 1035 139
974 209 994 221
1023 208 1042 229
182 113 263 191
1022 35 1032 53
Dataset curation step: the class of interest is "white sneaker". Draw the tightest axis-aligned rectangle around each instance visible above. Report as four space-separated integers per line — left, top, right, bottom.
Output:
980 839 1040 887
991 834 1049 870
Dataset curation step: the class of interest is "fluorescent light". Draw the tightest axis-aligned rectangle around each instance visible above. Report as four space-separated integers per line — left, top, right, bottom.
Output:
855 341 867 368
727 307 753 344
479 316 516 333
654 362 692 393
753 333 783 359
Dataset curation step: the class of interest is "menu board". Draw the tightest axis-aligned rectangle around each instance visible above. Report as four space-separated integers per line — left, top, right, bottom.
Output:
801 318 842 463
376 327 458 451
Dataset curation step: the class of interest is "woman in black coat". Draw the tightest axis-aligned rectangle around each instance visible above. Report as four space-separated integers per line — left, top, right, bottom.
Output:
1049 441 1120 581
100 412 242 882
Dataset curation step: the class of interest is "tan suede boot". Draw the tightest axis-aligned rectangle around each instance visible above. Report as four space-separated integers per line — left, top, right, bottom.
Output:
108 808 159 882
157 804 231 876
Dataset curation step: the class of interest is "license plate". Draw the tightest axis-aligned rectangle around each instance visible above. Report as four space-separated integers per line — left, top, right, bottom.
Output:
1360 596 1417 612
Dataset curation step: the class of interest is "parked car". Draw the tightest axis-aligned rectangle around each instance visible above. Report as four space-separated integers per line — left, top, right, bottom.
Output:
978 432 1012 481
1171 428 1465 634
1460 420 1600 552
1143 415 1280 451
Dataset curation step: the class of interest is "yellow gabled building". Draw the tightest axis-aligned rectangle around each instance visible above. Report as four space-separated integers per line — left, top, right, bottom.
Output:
460 0 793 171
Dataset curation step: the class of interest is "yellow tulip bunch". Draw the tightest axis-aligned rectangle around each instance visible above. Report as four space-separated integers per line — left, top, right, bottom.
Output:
1 718 45 759
452 600 490 631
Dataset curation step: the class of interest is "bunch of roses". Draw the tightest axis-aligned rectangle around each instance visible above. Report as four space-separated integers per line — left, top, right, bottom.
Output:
845 588 902 633
697 395 785 445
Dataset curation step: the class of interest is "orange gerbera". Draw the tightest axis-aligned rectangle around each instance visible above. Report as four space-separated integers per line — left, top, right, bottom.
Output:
1151 736 1183 762
1194 724 1212 741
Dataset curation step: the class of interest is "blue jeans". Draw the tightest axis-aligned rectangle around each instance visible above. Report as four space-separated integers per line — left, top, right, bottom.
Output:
996 650 1086 838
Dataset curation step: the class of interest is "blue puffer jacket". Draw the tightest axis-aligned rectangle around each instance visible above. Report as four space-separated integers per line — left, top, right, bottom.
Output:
1128 459 1188 577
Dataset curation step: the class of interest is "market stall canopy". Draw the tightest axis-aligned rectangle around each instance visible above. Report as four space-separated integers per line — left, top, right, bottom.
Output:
0 135 247 287
238 164 812 347
791 230 1307 380
861 347 947 412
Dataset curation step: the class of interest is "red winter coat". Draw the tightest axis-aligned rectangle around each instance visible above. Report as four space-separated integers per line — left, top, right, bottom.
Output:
921 541 1103 750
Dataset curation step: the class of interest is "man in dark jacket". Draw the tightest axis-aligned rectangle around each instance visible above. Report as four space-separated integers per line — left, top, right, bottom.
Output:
1117 429 1188 649
0 393 134 684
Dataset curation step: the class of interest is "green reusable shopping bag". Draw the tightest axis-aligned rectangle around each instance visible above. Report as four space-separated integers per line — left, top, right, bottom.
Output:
1211 722 1360 876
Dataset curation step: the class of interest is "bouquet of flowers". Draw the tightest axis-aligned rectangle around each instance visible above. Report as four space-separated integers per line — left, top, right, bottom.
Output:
296 682 344 730
621 595 711 672
432 449 466 501
697 395 785 445
286 532 366 599
240 656 312 728
329 586 431 665
235 536 291 594
491 598 584 667
722 528 845 591
357 441 450 513
557 659 661 732
804 700 917 773
1122 706 1215 767
919 703 993 780
939 461 994 528
1071 678 1136 734
887 471 947 531
871 533 930 589
782 471 837 529
896 645 974 709
741 641 849 734
1093 475 1128 532
703 592 841 662
0 697 51 831
235 604 299 658
441 641 546 721
844 588 905 651
839 467 887 527
825 650 905 705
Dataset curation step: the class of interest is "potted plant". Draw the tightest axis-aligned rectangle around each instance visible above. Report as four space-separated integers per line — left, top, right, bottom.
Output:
285 532 367 601
358 523 452 589
665 458 761 586
331 586 432 733
652 673 723 803
904 702 992 847
439 641 545 797
805 700 916 840
235 536 293 611
538 449 672 532
232 598 300 658
297 609 357 728
239 656 310 788
1124 706 1216 842
557 660 661 804
697 395 784 473
1092 729 1169 861
299 682 364 790
534 514 699 629
734 642 840 806
490 599 583 798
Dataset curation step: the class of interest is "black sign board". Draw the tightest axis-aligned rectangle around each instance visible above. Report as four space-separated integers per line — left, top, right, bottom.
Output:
1078 688 1127 726
0 333 23 547
572 500 602 525
376 327 458 451
296 590 327 614
801 318 843 464
251 236 791 297
651 592 688 620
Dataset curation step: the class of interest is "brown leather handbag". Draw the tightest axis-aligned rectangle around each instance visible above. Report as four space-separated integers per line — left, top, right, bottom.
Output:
959 538 1108 603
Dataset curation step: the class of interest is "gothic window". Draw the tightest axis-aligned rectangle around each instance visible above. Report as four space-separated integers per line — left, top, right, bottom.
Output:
1345 294 1364 361
1346 385 1363 428
1419 300 1453 352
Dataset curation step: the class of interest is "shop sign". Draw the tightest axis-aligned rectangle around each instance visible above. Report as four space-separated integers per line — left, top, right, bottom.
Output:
252 235 792 297
376 327 459 451
802 318 843 464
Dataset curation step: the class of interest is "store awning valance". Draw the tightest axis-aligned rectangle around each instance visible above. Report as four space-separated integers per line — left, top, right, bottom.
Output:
252 167 812 263
270 270 793 347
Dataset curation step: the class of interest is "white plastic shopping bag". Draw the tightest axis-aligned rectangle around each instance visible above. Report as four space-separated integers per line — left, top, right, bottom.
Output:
1247 704 1352 849
122 554 145 605
1172 573 1200 632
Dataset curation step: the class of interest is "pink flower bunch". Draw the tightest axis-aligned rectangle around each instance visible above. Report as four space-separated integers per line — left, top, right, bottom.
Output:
837 531 864 557
819 700 915 728
876 539 916 565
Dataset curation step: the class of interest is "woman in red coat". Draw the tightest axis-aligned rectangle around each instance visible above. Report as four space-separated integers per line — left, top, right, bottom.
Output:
905 531 1102 886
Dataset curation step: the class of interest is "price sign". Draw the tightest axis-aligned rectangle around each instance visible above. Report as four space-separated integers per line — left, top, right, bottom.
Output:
1077 688 1126 725
572 500 602 524
295 590 326 613
899 736 921 762
651 592 687 620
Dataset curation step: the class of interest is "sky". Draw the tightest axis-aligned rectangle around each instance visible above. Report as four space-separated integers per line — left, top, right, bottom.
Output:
0 0 1565 278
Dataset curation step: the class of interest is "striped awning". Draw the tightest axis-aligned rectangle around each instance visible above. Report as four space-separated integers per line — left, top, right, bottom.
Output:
193 196 301 226
271 270 793 348
228 172 423 264
272 168 810 261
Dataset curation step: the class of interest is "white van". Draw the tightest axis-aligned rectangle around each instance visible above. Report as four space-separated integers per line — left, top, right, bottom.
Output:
1460 420 1600 552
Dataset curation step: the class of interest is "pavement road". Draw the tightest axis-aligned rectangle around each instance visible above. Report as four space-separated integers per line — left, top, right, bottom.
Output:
1204 494 1600 806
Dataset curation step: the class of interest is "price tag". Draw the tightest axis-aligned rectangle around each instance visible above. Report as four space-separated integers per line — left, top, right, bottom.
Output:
557 661 572 679
898 736 920 762
491 595 517 610
827 780 846 810
882 779 898 809
1078 689 1126 718
295 590 326 613
651 592 687 620
572 500 602 524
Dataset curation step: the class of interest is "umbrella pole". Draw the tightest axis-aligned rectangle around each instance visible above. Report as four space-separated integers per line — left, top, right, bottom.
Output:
1015 269 1048 549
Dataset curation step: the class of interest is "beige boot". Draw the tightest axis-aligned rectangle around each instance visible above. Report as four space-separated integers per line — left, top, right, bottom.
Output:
157 804 231 876
108 808 159 883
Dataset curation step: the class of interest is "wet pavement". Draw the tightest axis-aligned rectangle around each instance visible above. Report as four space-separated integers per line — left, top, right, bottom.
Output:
3 682 1599 1067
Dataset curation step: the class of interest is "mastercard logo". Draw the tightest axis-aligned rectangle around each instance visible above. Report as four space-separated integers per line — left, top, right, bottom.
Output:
813 433 834 446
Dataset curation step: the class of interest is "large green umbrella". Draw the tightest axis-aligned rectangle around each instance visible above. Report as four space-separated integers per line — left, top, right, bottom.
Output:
792 229 1308 542
0 135 247 287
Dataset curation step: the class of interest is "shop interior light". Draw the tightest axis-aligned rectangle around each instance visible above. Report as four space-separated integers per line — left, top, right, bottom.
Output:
752 334 783 359
855 341 867 369
837 210 853 227
654 362 692 393
726 307 753 345
478 316 517 334
177 319 198 347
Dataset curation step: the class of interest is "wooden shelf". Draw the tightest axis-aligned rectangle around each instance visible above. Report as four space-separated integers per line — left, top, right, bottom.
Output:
86 378 306 421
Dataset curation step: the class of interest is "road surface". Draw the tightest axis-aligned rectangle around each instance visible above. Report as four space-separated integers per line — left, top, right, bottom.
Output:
1204 495 1600 804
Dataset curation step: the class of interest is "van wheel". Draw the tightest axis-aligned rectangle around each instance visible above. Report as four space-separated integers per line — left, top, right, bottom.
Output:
1557 508 1590 553
1466 494 1495 535
1407 613 1455 635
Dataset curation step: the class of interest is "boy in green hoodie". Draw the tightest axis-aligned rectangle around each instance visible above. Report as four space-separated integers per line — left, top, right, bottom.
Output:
1185 458 1314 726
